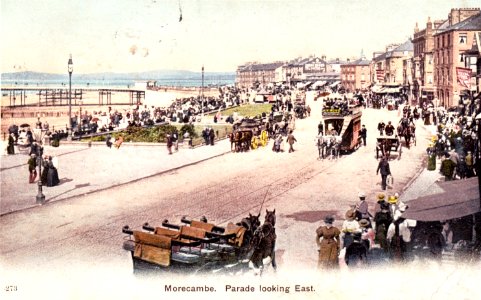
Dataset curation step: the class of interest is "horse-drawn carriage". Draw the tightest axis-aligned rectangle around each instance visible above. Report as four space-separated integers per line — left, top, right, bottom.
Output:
397 120 416 148
317 108 362 159
122 210 277 275
375 135 402 159
230 118 268 152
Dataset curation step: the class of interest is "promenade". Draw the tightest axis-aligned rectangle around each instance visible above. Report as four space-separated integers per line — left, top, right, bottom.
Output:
0 139 232 215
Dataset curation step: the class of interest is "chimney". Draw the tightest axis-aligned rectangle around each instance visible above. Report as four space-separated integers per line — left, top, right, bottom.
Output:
322 55 326 61
414 22 419 33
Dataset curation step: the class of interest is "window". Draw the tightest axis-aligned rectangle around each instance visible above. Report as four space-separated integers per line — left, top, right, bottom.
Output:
459 34 467 44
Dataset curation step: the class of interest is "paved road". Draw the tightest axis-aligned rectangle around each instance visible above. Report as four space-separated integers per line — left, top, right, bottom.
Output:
2 106 477 299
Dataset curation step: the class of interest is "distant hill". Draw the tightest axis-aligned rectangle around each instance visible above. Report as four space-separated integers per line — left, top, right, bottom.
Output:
1 70 236 81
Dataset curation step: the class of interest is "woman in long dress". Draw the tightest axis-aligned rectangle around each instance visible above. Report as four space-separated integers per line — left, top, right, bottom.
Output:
46 156 60 187
316 215 341 269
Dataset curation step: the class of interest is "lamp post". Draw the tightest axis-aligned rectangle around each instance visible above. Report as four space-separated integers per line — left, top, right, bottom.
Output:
201 65 204 120
34 128 46 204
68 54 73 141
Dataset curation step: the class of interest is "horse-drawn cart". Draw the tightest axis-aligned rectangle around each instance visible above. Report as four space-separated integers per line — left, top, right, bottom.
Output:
122 211 277 275
319 107 362 157
230 118 268 152
375 136 402 159
122 217 253 274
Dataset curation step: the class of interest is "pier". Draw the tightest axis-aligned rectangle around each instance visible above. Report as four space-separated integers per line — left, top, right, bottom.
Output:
1 87 145 108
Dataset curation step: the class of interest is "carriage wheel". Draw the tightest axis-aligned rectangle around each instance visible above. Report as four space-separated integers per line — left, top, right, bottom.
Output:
251 138 258 150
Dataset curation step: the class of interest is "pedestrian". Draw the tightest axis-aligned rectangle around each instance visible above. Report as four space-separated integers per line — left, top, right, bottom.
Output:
387 210 411 262
373 201 392 252
440 152 456 181
28 154 37 183
465 151 474 177
46 156 60 187
341 208 360 249
209 128 215 146
355 192 370 221
344 232 368 267
114 135 124 149
318 121 324 135
306 105 311 117
166 134 173 155
316 215 341 269
106 134 113 148
385 121 395 136
377 121 385 136
360 125 367 146
172 131 179 151
287 130 297 153
359 219 374 250
376 156 391 190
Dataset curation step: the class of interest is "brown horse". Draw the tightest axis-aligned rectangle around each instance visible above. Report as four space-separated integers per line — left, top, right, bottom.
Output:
249 209 277 273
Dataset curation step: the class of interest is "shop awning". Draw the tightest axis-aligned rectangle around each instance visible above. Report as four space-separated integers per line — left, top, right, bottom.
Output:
311 81 326 88
330 81 341 87
402 178 480 222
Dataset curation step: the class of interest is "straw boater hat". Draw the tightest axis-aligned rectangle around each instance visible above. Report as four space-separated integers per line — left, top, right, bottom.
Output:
388 195 398 204
358 191 366 199
345 209 356 221
359 219 370 228
377 193 385 202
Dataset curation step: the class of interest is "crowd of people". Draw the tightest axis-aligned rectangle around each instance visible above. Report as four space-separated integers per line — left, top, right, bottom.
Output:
316 192 417 269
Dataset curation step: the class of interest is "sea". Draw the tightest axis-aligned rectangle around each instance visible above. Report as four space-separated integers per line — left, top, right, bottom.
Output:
1 78 235 90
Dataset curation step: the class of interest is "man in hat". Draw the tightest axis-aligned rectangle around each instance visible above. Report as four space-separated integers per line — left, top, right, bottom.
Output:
377 121 385 136
360 125 367 146
166 134 173 154
316 215 341 269
28 154 37 183
387 208 411 262
373 202 392 252
376 156 391 190
440 152 456 181
287 130 297 153
385 121 395 136
374 193 386 213
341 208 361 249
355 192 371 221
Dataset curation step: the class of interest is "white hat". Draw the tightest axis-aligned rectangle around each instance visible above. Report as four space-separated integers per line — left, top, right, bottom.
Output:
358 191 366 198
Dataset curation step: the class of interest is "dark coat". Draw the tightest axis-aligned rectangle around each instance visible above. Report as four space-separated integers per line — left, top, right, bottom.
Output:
376 160 391 176
345 241 368 266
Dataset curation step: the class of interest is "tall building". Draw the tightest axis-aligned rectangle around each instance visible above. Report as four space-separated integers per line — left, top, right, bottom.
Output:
433 9 481 108
340 57 371 92
235 62 284 89
412 18 448 106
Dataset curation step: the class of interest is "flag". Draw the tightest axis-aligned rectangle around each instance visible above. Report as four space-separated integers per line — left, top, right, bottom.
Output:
456 67 471 88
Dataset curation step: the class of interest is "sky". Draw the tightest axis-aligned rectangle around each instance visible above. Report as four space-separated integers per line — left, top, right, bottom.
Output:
1 0 481 74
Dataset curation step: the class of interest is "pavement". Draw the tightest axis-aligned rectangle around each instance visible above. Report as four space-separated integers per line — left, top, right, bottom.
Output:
0 138 232 215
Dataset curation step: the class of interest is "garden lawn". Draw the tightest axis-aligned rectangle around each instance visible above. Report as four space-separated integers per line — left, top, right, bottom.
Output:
208 103 272 118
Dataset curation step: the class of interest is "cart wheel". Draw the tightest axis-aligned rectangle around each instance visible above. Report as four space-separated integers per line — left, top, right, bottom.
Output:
251 138 258 149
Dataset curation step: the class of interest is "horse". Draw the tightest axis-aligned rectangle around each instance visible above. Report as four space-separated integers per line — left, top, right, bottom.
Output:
249 209 277 274
397 122 415 149
325 136 341 160
229 130 253 152
236 213 261 251
317 135 327 160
